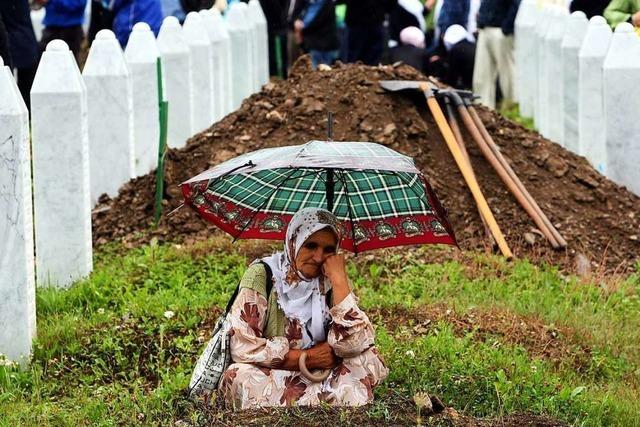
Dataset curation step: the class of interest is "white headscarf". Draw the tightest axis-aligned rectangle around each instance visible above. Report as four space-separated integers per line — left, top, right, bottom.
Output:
260 207 341 349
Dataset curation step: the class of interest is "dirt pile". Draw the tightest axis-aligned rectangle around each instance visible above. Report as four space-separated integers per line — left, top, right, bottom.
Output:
92 56 640 274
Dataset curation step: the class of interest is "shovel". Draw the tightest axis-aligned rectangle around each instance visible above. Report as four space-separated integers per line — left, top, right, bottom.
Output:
380 80 513 259
439 89 566 249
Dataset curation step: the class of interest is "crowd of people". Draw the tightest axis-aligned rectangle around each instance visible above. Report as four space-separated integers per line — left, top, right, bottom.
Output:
1 0 639 112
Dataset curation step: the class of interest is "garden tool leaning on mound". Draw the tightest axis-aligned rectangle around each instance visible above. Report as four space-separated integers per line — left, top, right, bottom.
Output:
380 80 513 258
380 80 566 253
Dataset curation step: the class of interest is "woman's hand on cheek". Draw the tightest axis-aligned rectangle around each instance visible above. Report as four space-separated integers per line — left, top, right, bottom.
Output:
322 253 347 282
322 254 350 304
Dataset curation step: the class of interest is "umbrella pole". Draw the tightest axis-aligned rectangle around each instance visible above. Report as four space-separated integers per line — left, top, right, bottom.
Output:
419 83 513 259
326 168 335 211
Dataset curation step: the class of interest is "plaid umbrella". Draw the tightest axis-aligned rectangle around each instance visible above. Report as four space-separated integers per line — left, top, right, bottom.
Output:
180 140 457 252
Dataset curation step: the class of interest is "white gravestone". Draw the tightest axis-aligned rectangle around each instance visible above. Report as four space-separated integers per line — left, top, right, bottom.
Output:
200 9 226 121
240 3 259 94
603 23 640 196
578 16 611 173
534 5 553 136
31 40 93 288
561 11 588 155
248 0 270 87
211 8 234 115
543 6 568 145
227 2 254 109
0 59 36 364
183 12 214 133
83 30 135 206
514 0 537 118
158 16 193 149
124 23 161 177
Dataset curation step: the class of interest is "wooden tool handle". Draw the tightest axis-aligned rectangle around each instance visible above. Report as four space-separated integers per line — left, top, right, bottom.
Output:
299 351 331 382
467 106 567 249
424 93 513 259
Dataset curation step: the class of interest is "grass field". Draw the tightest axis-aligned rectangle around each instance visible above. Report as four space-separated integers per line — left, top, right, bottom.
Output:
1 238 639 426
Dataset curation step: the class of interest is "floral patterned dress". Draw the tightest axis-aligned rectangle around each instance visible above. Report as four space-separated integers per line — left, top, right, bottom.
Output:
219 287 389 409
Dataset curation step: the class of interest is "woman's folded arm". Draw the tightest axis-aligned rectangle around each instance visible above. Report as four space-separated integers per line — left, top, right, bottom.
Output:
228 288 290 367
327 292 375 358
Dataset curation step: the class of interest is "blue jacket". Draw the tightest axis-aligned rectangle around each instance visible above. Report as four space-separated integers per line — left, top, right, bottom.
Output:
106 0 163 47
43 0 87 28
437 0 469 36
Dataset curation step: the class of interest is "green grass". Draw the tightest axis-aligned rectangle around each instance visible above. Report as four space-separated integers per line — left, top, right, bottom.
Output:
501 103 535 131
1 240 639 426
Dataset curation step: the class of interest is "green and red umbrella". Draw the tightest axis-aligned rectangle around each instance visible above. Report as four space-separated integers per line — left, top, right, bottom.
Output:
180 140 457 253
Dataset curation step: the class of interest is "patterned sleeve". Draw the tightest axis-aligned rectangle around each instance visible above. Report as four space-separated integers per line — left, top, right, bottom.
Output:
228 287 290 367
327 292 376 358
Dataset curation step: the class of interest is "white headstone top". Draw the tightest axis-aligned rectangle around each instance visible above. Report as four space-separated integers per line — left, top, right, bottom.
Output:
83 30 129 76
604 22 640 68
248 0 270 87
544 5 568 145
578 15 612 172
561 10 588 155
183 11 214 132
31 38 93 287
0 62 36 364
158 15 193 148
125 22 160 63
603 22 640 195
561 11 588 50
513 0 537 117
579 16 611 58
83 29 135 205
202 7 233 115
227 2 254 109
125 21 161 176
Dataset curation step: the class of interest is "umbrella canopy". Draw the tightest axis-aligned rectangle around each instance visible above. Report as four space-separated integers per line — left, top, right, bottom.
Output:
181 140 457 252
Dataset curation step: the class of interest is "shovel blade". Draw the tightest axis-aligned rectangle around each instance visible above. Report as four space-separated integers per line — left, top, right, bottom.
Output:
379 80 423 92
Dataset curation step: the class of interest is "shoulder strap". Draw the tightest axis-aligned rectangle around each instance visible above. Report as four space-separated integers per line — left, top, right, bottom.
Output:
224 261 274 314
259 261 274 297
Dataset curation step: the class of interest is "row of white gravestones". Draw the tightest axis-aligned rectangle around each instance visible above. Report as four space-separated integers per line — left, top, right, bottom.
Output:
0 57 36 364
30 40 94 289
514 3 640 196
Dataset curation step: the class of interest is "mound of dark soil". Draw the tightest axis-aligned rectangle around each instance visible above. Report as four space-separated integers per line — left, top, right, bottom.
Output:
92 56 640 274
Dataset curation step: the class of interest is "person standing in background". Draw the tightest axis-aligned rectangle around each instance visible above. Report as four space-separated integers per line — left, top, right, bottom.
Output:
37 0 87 62
255 0 289 78
0 13 11 67
338 0 397 65
471 0 520 109
293 0 338 68
0 0 40 109
570 0 610 19
604 0 640 28
103 0 163 47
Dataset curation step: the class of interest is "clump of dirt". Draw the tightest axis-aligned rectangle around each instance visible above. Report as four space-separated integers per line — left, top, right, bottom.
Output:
92 56 640 274
369 305 591 369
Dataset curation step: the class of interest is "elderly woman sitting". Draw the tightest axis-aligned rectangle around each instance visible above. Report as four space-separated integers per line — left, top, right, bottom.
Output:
219 207 388 409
